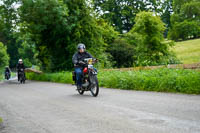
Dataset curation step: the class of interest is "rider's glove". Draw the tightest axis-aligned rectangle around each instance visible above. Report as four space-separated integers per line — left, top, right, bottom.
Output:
78 61 85 65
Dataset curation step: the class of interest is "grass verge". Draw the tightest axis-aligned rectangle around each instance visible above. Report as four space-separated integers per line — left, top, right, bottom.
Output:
0 117 2 123
27 68 200 94
27 71 73 84
0 69 3 81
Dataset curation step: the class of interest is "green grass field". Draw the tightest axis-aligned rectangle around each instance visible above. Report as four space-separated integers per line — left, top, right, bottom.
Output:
173 39 200 64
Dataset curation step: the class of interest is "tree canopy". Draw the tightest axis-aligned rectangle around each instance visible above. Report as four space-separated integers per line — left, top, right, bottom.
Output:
168 0 200 40
0 0 198 70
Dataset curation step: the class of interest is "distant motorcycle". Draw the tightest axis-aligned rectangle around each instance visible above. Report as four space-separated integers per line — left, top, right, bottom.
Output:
18 69 25 84
73 58 99 97
5 72 10 80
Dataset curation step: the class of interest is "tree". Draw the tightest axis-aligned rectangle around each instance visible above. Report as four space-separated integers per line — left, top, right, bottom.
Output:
160 0 173 37
130 11 175 66
19 0 70 71
0 0 21 68
63 0 110 69
93 0 161 33
168 20 200 41
18 0 115 71
169 0 200 40
16 32 38 68
0 42 9 69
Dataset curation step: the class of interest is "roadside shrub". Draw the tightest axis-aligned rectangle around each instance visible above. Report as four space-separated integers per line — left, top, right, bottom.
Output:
0 69 3 81
0 42 9 69
168 20 200 41
98 69 200 94
26 71 73 84
107 37 135 68
27 68 200 94
128 12 178 66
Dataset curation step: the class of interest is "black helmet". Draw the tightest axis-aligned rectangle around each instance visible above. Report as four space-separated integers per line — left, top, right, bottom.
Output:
77 43 86 50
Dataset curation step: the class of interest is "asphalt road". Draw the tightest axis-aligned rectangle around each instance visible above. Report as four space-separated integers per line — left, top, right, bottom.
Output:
0 79 200 133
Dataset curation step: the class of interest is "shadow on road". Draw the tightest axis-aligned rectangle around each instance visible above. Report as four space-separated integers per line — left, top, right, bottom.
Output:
69 93 97 98
1 78 31 85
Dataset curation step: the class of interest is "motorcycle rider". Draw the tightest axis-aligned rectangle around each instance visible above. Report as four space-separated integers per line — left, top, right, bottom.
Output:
16 59 26 81
4 66 11 79
72 43 93 90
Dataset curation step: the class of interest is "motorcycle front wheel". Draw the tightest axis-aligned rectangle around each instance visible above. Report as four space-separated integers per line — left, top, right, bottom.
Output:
78 89 84 95
20 78 23 84
90 75 99 97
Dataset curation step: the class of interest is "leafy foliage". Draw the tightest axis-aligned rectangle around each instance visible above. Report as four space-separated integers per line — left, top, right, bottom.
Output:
27 68 200 94
0 0 20 68
99 69 200 94
129 11 177 66
169 0 200 40
16 32 38 68
0 0 195 71
17 0 116 71
19 0 70 71
93 0 161 33
107 37 135 67
0 42 9 69
168 20 200 41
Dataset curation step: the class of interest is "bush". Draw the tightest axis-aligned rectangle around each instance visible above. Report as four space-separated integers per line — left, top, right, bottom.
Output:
98 69 200 94
0 42 9 69
26 71 73 84
128 11 178 66
107 37 135 68
27 68 200 94
168 20 200 41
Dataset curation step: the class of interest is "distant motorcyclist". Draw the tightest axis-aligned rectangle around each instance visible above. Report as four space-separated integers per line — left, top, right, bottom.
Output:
16 59 25 81
4 66 11 79
72 43 93 90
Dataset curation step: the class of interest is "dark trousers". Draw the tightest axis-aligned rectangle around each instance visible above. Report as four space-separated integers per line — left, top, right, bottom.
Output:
75 68 83 87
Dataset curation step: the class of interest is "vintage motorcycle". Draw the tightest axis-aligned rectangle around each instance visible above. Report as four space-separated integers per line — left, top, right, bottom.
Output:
5 71 10 80
18 68 25 84
73 58 99 97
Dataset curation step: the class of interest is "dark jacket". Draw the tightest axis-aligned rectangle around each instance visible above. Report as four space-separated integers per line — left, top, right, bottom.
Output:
17 63 25 71
72 52 93 68
5 68 11 73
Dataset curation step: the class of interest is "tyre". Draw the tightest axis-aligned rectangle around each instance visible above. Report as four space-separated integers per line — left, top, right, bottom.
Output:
23 78 25 84
19 74 23 84
78 89 84 95
90 75 99 97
